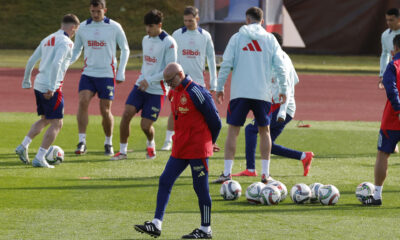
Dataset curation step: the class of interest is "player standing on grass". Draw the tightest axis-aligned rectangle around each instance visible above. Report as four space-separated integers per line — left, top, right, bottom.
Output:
379 8 400 153
233 32 314 178
111 9 177 160
212 7 287 184
134 63 221 239
364 34 400 206
161 5 218 151
379 8 400 89
15 14 80 168
71 0 130 156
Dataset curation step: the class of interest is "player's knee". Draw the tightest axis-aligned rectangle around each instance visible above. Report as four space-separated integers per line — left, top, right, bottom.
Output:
140 120 152 132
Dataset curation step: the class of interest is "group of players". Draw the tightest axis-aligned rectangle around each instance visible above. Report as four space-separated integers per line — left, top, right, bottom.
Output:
14 0 400 238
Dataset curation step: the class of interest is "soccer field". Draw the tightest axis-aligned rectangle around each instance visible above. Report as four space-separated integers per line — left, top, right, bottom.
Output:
1 112 400 239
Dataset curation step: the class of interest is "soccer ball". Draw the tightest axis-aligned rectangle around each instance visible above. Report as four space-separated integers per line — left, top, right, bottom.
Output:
267 180 287 202
355 182 375 203
290 183 311 204
318 185 340 205
259 185 281 205
45 145 64 165
245 182 265 204
220 180 242 200
309 183 323 203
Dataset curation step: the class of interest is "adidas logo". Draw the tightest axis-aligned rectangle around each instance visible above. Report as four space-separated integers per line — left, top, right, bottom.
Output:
198 171 205 178
242 40 262 52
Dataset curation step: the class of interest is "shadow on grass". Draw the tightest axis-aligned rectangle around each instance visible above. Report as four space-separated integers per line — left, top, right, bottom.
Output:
167 202 400 214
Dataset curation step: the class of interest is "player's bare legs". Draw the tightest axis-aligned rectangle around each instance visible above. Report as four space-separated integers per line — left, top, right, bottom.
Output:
141 118 157 159
363 150 390 205
258 125 272 183
110 104 137 160
141 118 155 142
224 125 241 160
167 112 174 131
41 119 63 149
374 150 390 186
27 116 50 139
258 125 271 160
119 104 138 144
162 112 174 151
100 99 113 137
77 90 94 134
212 125 239 183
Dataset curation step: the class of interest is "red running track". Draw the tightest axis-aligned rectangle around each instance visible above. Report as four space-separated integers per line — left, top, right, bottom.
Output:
0 68 386 121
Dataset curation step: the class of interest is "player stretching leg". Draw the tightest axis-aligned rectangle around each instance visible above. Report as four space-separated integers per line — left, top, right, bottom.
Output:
16 14 80 167
212 7 287 184
233 33 313 179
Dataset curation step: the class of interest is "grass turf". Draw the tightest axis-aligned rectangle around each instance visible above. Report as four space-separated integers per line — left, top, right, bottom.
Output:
1 112 400 239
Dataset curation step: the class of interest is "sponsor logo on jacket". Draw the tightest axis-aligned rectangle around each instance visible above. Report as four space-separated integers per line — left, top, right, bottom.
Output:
182 49 200 58
88 40 107 49
144 55 157 63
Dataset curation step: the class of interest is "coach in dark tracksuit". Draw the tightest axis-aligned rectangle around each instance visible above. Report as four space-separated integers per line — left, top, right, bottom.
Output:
135 63 221 239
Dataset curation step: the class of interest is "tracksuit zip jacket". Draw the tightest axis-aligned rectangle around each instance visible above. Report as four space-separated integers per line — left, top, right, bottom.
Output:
171 76 222 159
381 52 400 130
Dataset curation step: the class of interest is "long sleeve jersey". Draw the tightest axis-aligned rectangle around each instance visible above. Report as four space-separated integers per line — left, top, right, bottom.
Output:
171 76 222 159
71 17 130 81
381 52 400 130
172 27 217 90
217 23 287 102
136 31 177 95
23 30 73 93
380 28 400 77
271 51 299 120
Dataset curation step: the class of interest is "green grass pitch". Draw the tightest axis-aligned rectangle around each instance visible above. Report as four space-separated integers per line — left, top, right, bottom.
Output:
1 112 400 239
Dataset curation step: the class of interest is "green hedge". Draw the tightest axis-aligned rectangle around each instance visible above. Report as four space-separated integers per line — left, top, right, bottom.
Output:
0 0 193 49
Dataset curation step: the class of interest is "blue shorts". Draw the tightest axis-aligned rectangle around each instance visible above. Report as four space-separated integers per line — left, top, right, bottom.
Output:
78 74 115 100
34 89 64 119
126 85 165 121
227 98 271 126
378 129 400 153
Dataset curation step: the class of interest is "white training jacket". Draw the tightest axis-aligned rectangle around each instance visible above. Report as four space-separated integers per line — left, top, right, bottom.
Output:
71 17 130 81
172 26 217 90
380 28 400 77
272 51 299 120
217 23 287 102
23 30 73 93
136 31 177 95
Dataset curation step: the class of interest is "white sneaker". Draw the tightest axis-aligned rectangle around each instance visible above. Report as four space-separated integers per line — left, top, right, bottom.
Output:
15 144 29 164
161 140 172 151
32 158 54 168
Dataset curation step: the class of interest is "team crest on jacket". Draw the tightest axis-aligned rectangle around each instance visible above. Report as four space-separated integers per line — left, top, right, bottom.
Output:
180 95 187 105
